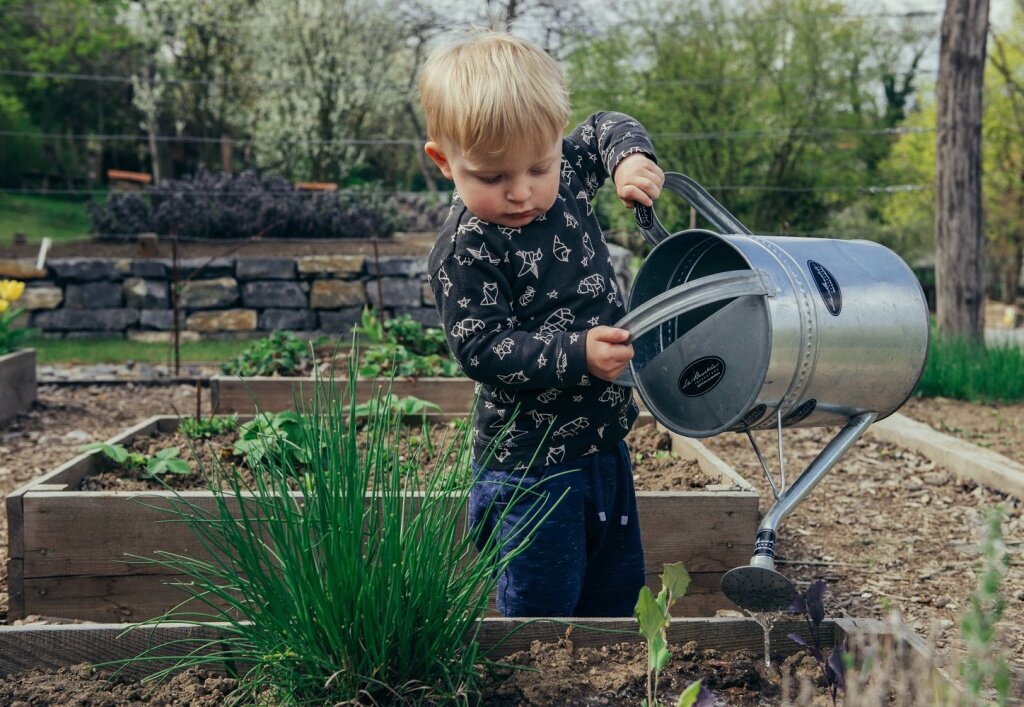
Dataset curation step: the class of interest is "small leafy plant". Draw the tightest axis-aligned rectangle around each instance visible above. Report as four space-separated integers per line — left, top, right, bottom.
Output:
179 414 239 439
220 330 314 377
79 442 191 478
787 579 846 704
231 410 314 469
635 562 714 707
355 307 461 377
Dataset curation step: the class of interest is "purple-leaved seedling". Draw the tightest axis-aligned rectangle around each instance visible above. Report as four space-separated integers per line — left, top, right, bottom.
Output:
787 579 847 704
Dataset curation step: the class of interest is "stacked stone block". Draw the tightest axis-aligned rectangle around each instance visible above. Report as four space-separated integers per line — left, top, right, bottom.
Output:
0 254 439 340
0 244 633 340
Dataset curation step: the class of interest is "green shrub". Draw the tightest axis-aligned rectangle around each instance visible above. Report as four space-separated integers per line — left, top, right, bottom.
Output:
914 334 1024 402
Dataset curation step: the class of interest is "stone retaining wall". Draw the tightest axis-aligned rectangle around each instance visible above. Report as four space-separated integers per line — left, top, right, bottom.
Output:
0 247 633 341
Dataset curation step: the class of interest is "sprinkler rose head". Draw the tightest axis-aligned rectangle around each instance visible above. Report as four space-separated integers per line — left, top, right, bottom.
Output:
721 564 798 613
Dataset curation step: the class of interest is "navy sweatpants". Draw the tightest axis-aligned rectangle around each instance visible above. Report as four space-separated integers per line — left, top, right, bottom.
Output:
468 440 645 617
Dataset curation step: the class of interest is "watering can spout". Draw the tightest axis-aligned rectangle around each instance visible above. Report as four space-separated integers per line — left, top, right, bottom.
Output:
721 412 877 612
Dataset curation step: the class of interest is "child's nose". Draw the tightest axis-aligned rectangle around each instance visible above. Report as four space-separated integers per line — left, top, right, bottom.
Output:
506 180 530 203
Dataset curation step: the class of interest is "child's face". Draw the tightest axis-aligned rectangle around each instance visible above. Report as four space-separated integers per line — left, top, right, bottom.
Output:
425 137 562 228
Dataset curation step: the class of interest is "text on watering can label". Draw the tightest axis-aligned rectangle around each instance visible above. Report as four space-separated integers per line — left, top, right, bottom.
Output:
807 260 842 316
678 356 726 397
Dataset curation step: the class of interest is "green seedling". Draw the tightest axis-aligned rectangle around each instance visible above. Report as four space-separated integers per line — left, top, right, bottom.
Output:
79 442 191 478
232 410 314 469
179 414 239 439
355 306 461 378
635 562 713 707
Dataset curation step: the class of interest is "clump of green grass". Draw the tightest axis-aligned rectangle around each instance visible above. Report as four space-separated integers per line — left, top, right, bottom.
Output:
914 334 1024 402
120 361 551 704
0 193 93 243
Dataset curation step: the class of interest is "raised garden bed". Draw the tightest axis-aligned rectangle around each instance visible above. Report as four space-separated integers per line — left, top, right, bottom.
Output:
0 615 945 705
0 349 35 426
210 374 477 414
5 414 758 623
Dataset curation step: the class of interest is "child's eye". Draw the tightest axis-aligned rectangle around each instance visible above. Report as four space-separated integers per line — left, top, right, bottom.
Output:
531 167 550 176
478 175 502 184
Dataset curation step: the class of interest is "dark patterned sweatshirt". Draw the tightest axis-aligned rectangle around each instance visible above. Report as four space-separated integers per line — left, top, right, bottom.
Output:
427 112 656 470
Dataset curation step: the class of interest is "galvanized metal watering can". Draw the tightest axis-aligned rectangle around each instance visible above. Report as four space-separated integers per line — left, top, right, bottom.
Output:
614 173 930 612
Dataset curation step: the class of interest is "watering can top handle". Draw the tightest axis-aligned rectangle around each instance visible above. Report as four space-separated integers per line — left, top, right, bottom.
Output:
614 270 768 342
610 269 768 388
634 172 753 246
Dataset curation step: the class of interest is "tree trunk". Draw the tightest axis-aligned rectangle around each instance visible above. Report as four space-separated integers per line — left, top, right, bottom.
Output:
934 0 990 340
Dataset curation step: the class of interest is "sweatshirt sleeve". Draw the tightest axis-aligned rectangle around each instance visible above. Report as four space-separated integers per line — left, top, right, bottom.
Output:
564 111 657 198
428 214 589 390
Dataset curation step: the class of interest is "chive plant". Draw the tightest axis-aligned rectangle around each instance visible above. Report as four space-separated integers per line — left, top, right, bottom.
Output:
125 362 554 704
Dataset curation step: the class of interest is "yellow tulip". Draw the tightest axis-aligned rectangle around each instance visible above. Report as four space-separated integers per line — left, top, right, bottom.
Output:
0 299 9 314
0 280 25 302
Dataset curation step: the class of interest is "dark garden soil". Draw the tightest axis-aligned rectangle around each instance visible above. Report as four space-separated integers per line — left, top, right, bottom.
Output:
0 642 824 707
0 385 1022 703
74 418 711 493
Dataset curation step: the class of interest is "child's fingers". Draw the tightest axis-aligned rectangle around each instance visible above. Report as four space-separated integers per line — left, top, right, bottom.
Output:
590 325 631 343
617 181 660 208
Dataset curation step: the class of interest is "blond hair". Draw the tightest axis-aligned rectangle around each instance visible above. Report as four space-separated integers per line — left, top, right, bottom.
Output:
419 30 570 160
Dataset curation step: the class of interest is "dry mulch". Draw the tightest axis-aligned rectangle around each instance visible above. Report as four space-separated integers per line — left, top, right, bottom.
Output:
0 385 1022 702
702 399 1024 681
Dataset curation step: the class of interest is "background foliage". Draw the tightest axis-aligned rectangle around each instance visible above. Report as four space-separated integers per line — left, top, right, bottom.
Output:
0 0 1022 302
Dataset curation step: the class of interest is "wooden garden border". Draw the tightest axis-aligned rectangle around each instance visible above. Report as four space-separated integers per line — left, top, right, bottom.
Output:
869 412 1024 499
210 375 478 415
0 348 36 426
5 414 759 623
0 616 944 686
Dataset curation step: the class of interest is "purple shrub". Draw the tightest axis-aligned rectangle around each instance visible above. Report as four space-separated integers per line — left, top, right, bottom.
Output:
89 168 399 240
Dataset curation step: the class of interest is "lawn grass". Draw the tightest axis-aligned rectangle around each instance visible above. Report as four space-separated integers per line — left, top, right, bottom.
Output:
27 336 256 365
0 193 94 243
914 333 1024 402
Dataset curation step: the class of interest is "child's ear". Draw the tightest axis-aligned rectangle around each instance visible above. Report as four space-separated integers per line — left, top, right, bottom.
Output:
425 142 453 180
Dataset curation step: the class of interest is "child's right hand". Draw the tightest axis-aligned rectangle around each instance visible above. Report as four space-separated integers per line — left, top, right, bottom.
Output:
585 326 634 382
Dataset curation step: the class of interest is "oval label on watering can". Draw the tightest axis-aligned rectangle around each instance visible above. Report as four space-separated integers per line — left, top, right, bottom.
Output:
782 398 817 425
678 356 726 397
807 260 842 316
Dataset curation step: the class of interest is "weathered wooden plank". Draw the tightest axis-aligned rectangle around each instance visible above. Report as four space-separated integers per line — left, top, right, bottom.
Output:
870 412 1024 499
0 348 36 426
6 557 24 620
21 492 753 578
0 617 843 677
0 623 228 679
672 432 755 491
18 570 732 624
210 376 478 415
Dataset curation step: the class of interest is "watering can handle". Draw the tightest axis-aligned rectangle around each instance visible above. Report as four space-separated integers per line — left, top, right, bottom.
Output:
611 270 768 386
634 172 753 246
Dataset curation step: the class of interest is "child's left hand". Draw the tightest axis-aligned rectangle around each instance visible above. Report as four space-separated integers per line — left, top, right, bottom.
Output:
613 153 665 208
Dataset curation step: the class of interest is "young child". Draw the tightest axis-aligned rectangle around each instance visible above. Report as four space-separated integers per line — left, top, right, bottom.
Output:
419 30 664 617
